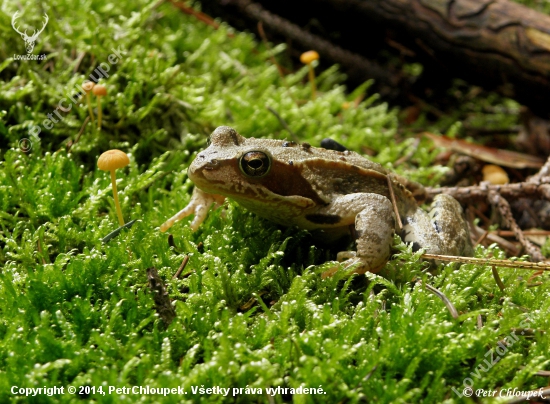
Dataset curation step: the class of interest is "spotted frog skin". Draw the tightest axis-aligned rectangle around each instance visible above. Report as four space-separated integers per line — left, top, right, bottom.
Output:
161 126 473 275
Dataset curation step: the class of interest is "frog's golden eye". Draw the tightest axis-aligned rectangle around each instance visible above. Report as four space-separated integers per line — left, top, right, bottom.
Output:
240 151 271 177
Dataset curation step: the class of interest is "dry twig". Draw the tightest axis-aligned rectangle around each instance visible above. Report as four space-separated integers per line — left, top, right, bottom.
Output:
491 266 506 291
168 0 228 33
147 267 176 326
173 255 190 279
225 0 398 91
487 189 544 262
67 116 90 153
426 155 550 262
420 281 459 319
426 181 550 202
422 254 550 271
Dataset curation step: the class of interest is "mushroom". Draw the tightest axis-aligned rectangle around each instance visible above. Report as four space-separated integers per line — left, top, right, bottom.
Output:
482 164 509 185
97 149 130 226
300 50 320 100
92 84 107 129
82 81 95 123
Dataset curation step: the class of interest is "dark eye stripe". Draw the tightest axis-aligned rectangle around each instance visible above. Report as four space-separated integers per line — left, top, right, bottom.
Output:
305 214 342 225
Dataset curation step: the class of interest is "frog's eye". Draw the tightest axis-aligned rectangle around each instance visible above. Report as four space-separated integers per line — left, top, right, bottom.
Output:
240 151 271 177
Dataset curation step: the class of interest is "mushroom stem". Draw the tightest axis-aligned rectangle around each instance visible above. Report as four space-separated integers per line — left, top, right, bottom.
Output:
110 169 125 226
97 96 103 130
307 64 317 100
86 92 95 122
300 51 319 100
92 84 107 130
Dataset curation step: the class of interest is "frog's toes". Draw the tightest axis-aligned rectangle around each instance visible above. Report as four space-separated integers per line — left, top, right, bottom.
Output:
337 251 356 261
343 256 387 274
160 188 225 232
187 202 213 231
323 252 387 278
321 264 340 279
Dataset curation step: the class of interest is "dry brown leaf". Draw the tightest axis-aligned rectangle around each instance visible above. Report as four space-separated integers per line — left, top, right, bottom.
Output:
424 133 544 169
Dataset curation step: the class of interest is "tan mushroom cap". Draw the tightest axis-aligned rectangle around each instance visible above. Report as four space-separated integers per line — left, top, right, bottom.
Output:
82 81 95 93
93 84 107 96
482 164 509 185
300 50 319 64
97 150 130 171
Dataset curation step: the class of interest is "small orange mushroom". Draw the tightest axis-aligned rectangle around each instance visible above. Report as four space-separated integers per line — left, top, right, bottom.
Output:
300 50 320 100
92 84 107 130
482 164 509 185
98 149 130 226
82 81 95 123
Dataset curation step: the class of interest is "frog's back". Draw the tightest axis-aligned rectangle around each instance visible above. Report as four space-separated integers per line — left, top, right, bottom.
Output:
206 131 421 216
256 139 420 214
245 137 384 171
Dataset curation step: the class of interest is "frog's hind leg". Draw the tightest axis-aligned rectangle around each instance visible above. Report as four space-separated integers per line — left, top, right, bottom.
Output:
401 194 473 257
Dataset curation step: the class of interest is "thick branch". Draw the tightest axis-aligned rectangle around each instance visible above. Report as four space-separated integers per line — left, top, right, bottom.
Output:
225 0 400 93
201 0 550 116
320 0 550 115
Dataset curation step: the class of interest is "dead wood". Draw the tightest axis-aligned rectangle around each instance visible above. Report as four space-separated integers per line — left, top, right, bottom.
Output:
332 0 550 116
427 156 550 261
198 0 550 117
146 267 177 326
487 189 544 261
426 181 550 202
222 0 401 96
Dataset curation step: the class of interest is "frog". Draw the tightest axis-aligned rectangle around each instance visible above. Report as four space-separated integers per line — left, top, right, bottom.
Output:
161 126 473 275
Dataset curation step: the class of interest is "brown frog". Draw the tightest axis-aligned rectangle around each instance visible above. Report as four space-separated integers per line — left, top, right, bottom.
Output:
161 126 473 275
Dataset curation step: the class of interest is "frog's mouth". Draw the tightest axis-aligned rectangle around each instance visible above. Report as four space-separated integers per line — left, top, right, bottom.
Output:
188 156 239 193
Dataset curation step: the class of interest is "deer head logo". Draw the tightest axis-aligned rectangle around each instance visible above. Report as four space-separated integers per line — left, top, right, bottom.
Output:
11 11 49 54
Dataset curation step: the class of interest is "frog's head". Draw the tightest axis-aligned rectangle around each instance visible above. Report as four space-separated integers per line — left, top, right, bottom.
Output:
189 126 278 198
187 126 324 216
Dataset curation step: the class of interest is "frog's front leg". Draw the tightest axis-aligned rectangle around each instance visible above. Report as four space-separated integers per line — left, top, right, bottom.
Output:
160 187 225 232
320 193 396 277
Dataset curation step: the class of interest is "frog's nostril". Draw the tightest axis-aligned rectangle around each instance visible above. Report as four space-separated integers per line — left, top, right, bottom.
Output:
204 159 219 170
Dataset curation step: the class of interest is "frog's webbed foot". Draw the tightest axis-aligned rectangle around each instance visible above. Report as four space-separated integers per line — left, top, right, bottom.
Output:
323 194 395 278
160 187 225 232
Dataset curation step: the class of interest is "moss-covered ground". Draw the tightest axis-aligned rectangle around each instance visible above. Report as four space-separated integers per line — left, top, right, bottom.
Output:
0 0 549 403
